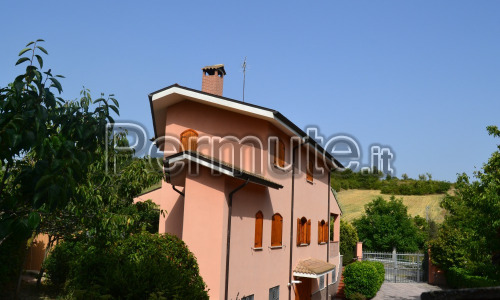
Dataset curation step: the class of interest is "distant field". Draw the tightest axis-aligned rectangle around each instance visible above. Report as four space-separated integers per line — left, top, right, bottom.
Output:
337 189 447 223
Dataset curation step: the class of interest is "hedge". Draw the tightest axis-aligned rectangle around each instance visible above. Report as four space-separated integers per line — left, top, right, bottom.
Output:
446 267 500 289
343 261 385 299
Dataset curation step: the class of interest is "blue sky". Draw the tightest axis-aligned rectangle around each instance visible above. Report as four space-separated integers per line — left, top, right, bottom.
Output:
1 1 499 181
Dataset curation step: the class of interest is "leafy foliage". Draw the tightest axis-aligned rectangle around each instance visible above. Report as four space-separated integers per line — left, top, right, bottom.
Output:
45 233 209 299
343 261 384 299
340 220 359 263
331 169 451 195
430 126 500 286
0 40 119 242
353 196 426 252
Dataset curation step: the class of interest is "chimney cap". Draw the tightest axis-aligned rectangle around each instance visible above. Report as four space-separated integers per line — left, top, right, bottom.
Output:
202 64 226 75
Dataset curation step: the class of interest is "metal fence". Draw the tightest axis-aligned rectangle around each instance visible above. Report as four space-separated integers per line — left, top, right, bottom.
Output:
362 249 425 283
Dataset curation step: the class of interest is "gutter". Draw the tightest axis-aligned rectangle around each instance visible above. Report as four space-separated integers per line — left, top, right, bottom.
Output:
326 170 331 300
288 138 307 300
224 179 250 300
172 185 184 197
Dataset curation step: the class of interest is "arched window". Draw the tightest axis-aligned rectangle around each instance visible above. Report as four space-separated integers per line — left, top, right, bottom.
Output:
274 139 285 168
318 220 327 244
254 211 263 248
179 129 198 152
297 217 311 246
271 213 283 247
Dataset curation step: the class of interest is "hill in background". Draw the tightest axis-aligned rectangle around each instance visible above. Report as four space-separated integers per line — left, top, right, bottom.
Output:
337 189 447 223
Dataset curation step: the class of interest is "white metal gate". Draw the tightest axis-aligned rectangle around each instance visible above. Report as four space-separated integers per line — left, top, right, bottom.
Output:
362 248 424 283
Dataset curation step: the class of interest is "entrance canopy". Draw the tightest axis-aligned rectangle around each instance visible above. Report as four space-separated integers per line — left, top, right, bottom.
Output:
293 258 336 278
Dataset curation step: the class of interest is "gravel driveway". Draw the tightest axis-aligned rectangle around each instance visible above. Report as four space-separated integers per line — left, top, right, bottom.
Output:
372 282 442 300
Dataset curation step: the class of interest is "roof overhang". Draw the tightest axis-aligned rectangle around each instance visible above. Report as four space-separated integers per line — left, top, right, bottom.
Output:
293 258 336 278
149 84 344 170
164 151 283 190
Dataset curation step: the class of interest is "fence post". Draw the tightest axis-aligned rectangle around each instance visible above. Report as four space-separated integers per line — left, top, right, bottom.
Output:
392 247 397 282
356 242 363 261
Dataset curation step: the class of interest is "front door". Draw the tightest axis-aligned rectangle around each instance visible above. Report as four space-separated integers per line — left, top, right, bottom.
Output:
294 277 311 300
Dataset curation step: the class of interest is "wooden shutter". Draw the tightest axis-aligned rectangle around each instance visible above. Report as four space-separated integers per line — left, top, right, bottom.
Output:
255 211 263 248
271 214 283 246
296 218 301 246
306 158 313 182
179 129 198 152
278 140 285 167
318 221 322 244
306 219 311 244
323 222 328 243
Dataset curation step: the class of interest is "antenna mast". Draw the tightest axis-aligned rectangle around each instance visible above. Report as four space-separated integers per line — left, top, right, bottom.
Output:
242 57 247 102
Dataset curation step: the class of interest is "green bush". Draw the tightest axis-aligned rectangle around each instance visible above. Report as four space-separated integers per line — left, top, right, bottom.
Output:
362 261 385 289
446 267 499 289
45 233 208 299
343 261 384 299
0 235 26 293
340 220 359 264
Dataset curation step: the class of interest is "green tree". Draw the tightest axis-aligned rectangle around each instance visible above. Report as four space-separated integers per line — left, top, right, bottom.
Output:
0 40 118 243
430 126 500 284
353 196 425 252
340 220 359 263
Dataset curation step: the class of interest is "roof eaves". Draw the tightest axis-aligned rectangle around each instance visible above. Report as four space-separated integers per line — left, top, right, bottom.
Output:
164 151 283 190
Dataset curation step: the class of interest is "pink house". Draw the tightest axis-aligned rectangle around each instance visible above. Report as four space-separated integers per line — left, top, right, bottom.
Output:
135 65 344 300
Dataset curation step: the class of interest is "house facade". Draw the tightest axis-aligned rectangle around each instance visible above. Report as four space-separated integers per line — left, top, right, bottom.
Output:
136 65 343 300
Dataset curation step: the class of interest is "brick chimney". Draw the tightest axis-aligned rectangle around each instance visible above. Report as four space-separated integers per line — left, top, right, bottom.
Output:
201 64 226 96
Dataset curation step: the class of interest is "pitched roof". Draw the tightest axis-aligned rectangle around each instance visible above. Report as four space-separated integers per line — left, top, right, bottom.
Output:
149 84 344 170
293 258 336 278
164 151 283 190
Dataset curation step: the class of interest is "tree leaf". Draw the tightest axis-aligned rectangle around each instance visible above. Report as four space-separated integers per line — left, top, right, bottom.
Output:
15 57 31 65
26 41 35 47
36 39 45 42
37 46 48 55
49 77 63 93
55 75 65 78
18 48 31 56
35 54 43 69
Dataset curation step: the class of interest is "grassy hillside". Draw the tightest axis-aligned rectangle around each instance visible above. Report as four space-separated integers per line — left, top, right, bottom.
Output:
337 189 447 223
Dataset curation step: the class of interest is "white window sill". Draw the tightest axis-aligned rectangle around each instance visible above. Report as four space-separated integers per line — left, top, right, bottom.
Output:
252 247 263 251
319 242 327 245
306 179 314 184
269 245 283 249
298 243 310 247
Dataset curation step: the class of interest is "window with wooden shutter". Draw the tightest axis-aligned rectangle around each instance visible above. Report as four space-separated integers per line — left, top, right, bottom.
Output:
274 139 285 168
255 211 263 248
306 157 313 182
298 217 308 245
318 220 327 243
323 221 328 243
306 219 311 244
271 213 283 247
179 129 198 152
296 218 301 246
318 221 323 244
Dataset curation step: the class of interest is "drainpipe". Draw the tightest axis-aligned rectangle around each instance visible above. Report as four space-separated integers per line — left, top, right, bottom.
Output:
224 179 250 300
326 169 331 300
288 139 307 300
172 185 185 197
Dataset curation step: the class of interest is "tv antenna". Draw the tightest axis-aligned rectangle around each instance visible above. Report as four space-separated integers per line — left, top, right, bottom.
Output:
242 57 247 102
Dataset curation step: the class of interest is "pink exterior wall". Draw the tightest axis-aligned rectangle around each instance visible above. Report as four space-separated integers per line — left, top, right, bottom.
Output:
140 94 342 299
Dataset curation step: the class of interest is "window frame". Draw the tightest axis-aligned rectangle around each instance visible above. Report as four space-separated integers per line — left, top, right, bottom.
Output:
271 213 283 247
179 129 198 152
254 211 263 249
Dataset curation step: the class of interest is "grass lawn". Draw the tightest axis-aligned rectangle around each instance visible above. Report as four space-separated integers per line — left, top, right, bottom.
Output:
337 189 448 223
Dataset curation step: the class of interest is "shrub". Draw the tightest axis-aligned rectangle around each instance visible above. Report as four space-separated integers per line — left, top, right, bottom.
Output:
446 267 499 289
343 261 383 299
340 220 359 264
45 233 208 299
362 261 385 289
0 235 26 293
